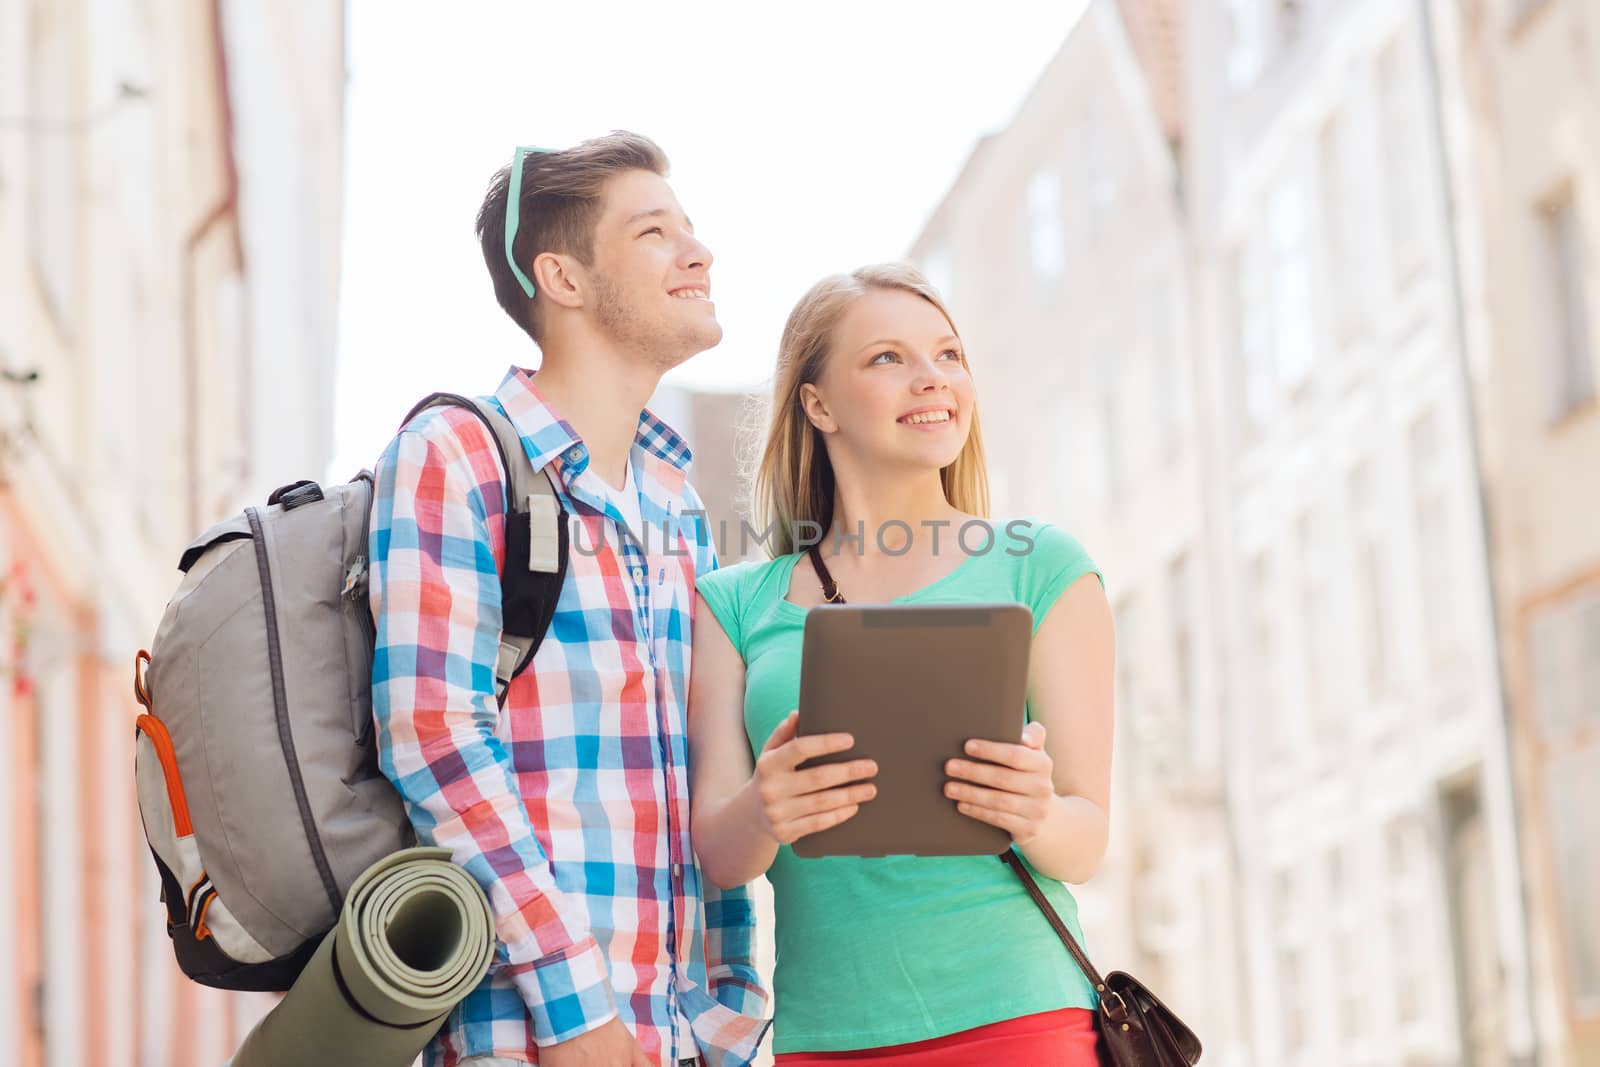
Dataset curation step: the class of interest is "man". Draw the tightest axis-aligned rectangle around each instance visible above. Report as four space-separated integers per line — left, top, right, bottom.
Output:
369 132 768 1067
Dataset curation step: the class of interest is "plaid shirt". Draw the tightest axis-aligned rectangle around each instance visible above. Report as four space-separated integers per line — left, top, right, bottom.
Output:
369 367 769 1067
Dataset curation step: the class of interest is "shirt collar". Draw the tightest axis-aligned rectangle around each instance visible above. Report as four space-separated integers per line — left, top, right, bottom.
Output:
491 365 696 481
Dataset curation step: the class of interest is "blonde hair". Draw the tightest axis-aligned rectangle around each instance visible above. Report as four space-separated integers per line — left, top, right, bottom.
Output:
749 263 990 559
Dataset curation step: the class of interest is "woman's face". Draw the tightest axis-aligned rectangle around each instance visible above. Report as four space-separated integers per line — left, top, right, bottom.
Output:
803 287 976 476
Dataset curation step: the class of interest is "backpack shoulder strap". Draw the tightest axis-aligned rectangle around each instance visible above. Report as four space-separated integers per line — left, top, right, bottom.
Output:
401 392 570 705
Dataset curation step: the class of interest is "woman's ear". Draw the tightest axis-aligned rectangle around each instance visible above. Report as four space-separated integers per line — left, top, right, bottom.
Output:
532 252 584 311
799 383 837 434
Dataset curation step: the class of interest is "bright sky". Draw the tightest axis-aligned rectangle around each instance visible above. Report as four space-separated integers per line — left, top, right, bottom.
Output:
331 0 1089 479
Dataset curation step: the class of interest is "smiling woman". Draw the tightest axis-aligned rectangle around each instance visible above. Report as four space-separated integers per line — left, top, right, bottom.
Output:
749 264 990 560
687 262 1117 1065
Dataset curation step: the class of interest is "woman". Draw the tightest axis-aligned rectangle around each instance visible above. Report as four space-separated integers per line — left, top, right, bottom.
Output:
688 264 1114 1066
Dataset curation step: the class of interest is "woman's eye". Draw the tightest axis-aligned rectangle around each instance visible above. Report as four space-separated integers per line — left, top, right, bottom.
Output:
939 349 963 361
870 351 899 364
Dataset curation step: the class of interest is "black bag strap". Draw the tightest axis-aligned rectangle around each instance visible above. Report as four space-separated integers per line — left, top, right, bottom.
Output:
401 392 569 705
802 547 1122 1007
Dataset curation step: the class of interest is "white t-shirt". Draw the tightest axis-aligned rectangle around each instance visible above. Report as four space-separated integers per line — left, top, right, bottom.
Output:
594 460 644 545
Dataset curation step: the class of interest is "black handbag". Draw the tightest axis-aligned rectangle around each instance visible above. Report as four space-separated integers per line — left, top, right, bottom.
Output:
1001 851 1201 1065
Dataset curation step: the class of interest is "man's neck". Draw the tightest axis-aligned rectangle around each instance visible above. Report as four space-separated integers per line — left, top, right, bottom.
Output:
532 348 663 491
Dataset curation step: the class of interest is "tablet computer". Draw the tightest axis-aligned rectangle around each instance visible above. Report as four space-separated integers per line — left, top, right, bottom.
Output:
792 602 1034 859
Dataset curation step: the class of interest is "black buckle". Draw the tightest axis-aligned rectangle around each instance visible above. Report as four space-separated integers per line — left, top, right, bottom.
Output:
268 480 325 510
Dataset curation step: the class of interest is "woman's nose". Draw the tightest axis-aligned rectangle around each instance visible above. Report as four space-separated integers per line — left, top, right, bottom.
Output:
910 359 953 392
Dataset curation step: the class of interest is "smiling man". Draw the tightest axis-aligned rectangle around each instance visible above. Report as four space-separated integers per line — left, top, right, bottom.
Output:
368 132 769 1067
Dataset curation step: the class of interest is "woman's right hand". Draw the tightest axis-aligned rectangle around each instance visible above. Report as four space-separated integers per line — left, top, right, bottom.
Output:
751 710 878 845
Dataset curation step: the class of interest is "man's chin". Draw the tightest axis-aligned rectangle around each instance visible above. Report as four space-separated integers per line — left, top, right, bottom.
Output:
647 324 723 371
683 320 724 355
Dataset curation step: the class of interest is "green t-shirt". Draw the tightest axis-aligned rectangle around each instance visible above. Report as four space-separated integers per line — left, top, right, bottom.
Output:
695 521 1103 1054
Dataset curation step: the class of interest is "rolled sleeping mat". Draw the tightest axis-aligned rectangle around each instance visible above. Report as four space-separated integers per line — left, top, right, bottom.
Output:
228 847 495 1067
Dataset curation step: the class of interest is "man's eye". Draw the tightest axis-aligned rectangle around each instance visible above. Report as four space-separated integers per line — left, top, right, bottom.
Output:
641 227 663 237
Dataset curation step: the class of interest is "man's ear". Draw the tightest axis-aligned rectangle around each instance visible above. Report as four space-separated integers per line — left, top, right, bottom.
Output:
799 383 837 434
532 252 584 311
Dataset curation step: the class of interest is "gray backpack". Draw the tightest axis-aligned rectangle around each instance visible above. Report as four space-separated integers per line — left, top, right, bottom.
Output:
133 393 569 991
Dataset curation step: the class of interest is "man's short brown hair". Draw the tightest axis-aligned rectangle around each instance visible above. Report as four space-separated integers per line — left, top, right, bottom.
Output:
475 131 670 345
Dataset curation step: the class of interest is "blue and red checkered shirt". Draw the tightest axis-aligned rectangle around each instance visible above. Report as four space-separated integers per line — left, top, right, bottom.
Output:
369 367 769 1066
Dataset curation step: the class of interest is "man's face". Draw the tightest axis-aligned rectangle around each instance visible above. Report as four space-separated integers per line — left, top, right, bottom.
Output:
584 169 719 368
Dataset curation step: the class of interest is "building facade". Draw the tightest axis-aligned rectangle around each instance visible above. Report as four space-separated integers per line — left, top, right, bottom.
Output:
1187 0 1536 1063
910 3 1251 1063
905 0 1591 1063
0 2 346 1064
1445 0 1600 1062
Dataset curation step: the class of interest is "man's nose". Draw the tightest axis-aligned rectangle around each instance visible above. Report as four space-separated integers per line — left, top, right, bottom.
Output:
681 234 713 272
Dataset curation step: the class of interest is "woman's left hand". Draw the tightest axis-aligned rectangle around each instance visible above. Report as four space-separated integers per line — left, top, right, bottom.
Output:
944 721 1056 846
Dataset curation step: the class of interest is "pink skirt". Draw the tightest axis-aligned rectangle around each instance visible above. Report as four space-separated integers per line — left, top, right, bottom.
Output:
773 1007 1103 1067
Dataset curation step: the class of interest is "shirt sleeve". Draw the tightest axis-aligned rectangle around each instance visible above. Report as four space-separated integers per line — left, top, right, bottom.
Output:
1019 522 1104 634
369 414 617 1046
682 492 770 1018
693 564 746 658
703 881 769 1017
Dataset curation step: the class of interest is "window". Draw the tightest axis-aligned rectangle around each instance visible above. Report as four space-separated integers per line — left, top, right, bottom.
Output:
1378 35 1425 276
1116 597 1148 788
1539 191 1595 422
1318 109 1356 331
1350 463 1392 696
1103 388 1124 502
1270 177 1316 392
1579 600 1600 726
1529 593 1600 1014
1279 946 1308 1052
1027 168 1065 280
1331 845 1368 1043
1251 551 1287 753
1548 748 1600 1011
1386 815 1431 1027
1530 611 1573 739
1072 101 1118 247
1150 280 1180 453
1227 0 1265 88
920 244 954 306
1297 512 1334 733
26 4 83 333
1230 240 1275 428
1409 410 1457 662
1275 867 1309 1053
1169 553 1197 726
1276 0 1310 50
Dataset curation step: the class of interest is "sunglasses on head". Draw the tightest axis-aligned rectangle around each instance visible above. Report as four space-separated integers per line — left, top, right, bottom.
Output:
505 144 552 299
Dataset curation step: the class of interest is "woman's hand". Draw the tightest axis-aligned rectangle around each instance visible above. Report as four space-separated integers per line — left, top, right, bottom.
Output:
750 711 878 846
944 721 1056 846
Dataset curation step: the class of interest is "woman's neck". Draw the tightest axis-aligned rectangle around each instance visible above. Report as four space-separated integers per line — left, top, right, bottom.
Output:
822 469 964 562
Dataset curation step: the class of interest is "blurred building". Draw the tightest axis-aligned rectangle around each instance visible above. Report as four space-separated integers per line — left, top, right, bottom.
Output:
0 2 346 1065
906 0 1600 1063
649 383 764 563
909 2 1251 1064
1186 1 1538 1063
1446 0 1600 1063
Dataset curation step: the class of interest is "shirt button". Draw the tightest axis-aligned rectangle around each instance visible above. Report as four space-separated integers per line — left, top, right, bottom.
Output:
566 447 582 461
672 863 682 878
632 567 645 582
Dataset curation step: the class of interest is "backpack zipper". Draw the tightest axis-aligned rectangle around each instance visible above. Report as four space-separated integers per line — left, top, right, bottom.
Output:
350 473 377 747
136 713 194 838
245 505 343 915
